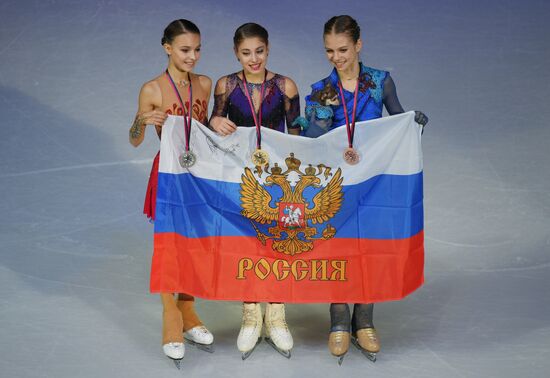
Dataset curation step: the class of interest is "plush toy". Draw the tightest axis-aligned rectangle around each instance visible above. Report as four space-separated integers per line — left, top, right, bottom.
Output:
294 82 340 137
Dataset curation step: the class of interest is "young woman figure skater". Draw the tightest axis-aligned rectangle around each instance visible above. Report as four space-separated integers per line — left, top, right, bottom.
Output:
129 19 214 364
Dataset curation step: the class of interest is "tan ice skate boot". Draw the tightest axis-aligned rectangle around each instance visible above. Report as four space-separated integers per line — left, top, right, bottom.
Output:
351 303 379 362
328 331 350 356
329 303 351 365
356 327 380 353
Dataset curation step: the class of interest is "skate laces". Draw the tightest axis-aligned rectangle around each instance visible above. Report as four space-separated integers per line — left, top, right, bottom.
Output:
331 331 347 342
242 305 259 327
267 305 288 330
194 325 209 334
363 328 377 341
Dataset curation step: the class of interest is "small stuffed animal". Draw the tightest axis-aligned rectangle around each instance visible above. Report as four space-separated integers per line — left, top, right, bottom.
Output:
309 82 340 107
295 82 340 137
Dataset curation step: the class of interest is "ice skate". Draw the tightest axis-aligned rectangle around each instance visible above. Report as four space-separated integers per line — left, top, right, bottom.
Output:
264 303 293 358
351 328 379 362
329 303 351 365
328 331 350 365
237 303 263 360
177 297 214 353
185 325 215 353
351 303 379 362
162 307 185 368
163 343 185 369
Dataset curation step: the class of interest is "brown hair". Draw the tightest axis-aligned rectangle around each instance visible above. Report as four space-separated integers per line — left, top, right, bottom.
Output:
161 19 200 45
233 22 269 48
323 15 360 43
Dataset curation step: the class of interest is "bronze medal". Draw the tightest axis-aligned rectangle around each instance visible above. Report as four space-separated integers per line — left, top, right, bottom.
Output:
179 151 196 168
343 147 360 165
338 77 361 166
251 148 269 166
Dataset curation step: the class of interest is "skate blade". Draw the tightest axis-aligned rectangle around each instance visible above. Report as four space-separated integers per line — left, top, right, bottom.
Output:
351 337 377 363
170 358 183 370
337 355 345 366
184 337 215 353
265 337 291 359
241 338 262 361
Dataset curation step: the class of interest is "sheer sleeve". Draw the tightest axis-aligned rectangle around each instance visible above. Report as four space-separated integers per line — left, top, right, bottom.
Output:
210 76 229 119
278 76 301 130
285 94 301 130
382 74 428 130
382 74 405 115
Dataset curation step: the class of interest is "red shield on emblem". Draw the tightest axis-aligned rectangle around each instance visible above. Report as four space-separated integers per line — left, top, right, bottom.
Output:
278 202 305 229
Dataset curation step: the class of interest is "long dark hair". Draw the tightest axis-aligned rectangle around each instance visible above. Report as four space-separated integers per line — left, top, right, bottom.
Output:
161 19 200 45
233 22 269 48
323 15 360 43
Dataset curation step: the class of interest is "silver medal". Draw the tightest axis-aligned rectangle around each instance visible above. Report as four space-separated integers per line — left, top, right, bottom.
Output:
179 151 196 168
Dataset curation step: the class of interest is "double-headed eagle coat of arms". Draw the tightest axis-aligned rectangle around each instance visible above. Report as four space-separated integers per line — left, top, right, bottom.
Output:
240 153 344 255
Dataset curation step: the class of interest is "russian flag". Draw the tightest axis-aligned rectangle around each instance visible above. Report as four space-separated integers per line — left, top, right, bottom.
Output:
151 111 424 303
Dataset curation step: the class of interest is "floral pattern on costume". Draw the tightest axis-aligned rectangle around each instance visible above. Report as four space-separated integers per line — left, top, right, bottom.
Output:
305 63 389 129
166 99 208 124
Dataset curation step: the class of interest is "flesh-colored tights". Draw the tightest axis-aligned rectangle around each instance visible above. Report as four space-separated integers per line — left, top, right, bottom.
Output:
161 293 202 344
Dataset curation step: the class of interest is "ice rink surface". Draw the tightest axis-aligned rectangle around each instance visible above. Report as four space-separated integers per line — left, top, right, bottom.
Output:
1 0 549 377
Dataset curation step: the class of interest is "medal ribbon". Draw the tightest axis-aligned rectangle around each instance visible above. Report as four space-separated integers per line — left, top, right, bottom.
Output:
242 70 267 149
165 70 193 152
337 79 359 148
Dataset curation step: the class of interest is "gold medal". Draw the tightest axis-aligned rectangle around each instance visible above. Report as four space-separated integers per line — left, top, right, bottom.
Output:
179 151 196 168
251 148 269 166
343 147 360 165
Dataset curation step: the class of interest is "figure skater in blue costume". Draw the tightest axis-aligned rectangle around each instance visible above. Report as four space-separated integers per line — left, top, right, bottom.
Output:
296 15 429 364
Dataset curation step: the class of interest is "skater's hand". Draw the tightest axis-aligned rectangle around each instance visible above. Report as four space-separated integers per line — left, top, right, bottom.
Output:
139 110 168 128
210 116 237 136
414 111 429 127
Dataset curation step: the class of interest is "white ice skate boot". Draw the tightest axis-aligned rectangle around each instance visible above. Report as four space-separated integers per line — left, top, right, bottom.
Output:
162 308 185 368
185 325 214 353
264 303 293 358
237 302 263 360
163 342 185 360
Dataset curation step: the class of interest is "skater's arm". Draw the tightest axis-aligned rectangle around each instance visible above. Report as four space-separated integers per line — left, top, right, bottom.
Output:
129 81 166 147
382 75 429 128
284 77 301 136
209 76 237 136
198 74 213 125
382 75 404 116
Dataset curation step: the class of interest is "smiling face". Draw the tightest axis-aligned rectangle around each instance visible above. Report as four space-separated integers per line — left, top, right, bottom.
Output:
323 32 362 73
163 32 201 72
234 37 269 77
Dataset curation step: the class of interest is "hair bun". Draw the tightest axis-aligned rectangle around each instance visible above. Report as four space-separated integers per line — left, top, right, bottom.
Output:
162 19 201 45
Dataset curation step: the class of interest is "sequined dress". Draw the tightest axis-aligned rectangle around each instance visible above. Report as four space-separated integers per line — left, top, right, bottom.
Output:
211 72 300 132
